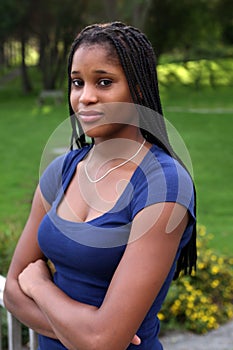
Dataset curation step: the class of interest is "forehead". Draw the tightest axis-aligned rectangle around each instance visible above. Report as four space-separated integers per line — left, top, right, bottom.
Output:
72 43 119 68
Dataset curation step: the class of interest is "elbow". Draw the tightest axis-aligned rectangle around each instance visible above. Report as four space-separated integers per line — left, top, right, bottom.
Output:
88 335 128 350
83 323 122 350
3 280 10 308
84 338 110 350
67 330 103 350
3 282 13 311
72 330 126 350
3 279 19 314
87 333 107 350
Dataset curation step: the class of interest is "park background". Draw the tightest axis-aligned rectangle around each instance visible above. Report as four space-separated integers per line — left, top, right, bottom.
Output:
0 0 232 346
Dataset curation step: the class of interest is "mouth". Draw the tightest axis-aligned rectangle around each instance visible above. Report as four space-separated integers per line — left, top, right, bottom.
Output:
78 110 104 123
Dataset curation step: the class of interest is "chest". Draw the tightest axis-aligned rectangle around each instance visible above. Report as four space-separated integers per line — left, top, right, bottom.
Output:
57 161 135 223
38 213 128 281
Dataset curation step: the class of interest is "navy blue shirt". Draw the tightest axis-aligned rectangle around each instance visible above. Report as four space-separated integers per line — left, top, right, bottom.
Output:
38 144 195 349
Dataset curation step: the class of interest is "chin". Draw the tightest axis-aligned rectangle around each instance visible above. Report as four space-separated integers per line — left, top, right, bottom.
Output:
82 123 126 140
83 125 108 139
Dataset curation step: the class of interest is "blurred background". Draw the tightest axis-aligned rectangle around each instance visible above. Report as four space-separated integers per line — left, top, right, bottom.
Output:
0 0 232 341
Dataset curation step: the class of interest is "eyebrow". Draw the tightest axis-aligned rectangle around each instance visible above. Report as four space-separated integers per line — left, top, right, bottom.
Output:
71 69 116 75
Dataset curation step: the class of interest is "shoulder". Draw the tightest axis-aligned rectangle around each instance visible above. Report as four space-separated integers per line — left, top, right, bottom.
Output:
40 146 91 178
39 146 91 204
145 145 193 187
62 145 93 181
135 144 193 188
63 145 91 166
131 145 195 219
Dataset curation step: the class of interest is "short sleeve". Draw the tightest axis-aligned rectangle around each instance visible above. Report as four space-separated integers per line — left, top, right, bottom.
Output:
130 148 195 224
39 154 66 205
39 146 92 205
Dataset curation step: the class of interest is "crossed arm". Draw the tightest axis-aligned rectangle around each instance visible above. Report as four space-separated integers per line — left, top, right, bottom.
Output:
4 185 188 350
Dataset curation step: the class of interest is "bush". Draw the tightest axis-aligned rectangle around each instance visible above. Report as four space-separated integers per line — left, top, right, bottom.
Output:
159 225 233 334
157 58 233 88
0 222 21 275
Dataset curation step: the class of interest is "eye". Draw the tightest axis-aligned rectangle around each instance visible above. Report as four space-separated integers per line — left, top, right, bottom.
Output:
72 79 84 87
98 79 112 87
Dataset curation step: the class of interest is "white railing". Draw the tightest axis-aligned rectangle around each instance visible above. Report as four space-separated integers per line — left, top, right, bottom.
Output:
0 275 38 350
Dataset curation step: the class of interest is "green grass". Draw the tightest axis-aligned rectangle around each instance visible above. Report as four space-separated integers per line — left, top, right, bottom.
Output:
0 89 67 227
161 85 233 255
0 61 233 264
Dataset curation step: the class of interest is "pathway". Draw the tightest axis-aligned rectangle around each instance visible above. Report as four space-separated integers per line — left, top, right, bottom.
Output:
160 320 233 350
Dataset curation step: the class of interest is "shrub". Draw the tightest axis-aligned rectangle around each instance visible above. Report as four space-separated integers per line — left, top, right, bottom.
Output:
159 225 233 334
157 58 233 88
0 222 21 275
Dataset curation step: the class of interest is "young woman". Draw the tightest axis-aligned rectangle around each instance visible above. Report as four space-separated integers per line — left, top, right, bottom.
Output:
4 22 196 350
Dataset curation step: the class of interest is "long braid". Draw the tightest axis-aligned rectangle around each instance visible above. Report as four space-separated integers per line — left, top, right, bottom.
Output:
67 22 197 278
108 26 172 153
67 38 83 149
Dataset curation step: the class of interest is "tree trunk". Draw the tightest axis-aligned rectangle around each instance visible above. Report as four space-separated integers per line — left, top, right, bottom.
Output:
20 35 32 93
0 41 5 67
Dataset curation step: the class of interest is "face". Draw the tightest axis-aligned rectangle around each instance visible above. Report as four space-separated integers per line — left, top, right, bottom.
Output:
70 44 139 141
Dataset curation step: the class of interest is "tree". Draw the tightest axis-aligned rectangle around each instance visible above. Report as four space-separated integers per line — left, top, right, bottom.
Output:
16 0 34 93
30 0 89 90
32 0 152 89
144 0 220 59
0 0 230 93
215 0 233 45
0 0 34 92
0 0 89 91
0 0 20 67
117 0 152 29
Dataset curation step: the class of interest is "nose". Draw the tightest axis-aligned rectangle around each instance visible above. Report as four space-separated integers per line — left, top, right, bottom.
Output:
79 84 98 105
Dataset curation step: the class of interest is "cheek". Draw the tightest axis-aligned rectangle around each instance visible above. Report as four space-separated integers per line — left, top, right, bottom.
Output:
123 89 133 103
105 102 138 126
112 87 132 104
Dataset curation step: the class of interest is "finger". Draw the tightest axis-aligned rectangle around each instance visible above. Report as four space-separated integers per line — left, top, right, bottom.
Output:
131 334 141 345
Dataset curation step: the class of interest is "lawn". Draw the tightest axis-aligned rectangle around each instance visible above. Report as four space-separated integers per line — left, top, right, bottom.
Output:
0 91 67 222
0 61 232 271
161 85 233 254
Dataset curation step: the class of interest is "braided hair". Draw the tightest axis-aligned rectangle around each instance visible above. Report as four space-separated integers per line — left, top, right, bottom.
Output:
67 22 197 279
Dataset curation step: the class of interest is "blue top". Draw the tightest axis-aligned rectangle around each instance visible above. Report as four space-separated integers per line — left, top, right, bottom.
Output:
38 144 195 350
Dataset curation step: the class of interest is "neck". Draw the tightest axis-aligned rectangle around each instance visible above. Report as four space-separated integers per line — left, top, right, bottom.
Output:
92 130 144 159
84 138 146 183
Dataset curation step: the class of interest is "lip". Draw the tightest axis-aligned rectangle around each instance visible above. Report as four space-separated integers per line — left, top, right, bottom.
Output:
78 110 104 123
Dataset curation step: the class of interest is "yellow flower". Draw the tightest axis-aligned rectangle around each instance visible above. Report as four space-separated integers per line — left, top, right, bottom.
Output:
211 255 217 262
158 312 165 321
179 294 186 300
195 289 202 296
211 265 219 274
170 300 181 315
217 257 224 265
200 296 208 303
197 262 205 269
198 225 206 236
187 302 194 309
226 306 233 318
211 279 220 288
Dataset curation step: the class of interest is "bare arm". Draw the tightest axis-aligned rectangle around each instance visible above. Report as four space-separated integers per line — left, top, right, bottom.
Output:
3 186 56 338
4 184 140 347
18 202 188 350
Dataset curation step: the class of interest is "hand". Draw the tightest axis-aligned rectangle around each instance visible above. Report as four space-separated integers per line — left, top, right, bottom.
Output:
18 260 142 346
18 259 52 298
131 334 141 345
